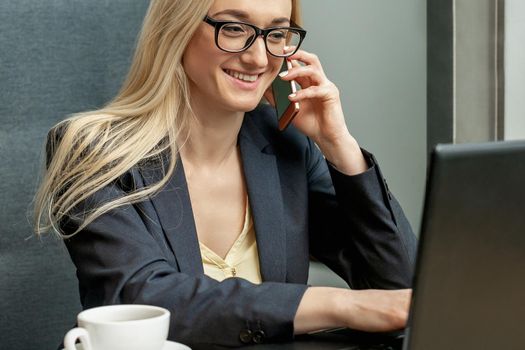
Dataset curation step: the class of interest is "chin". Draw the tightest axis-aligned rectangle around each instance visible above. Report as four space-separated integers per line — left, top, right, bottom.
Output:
225 96 263 113
238 102 262 112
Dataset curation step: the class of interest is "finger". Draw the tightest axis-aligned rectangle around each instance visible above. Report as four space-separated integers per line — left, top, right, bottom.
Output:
285 56 304 68
283 59 311 88
288 85 333 102
289 50 324 71
279 65 324 85
283 45 297 56
288 57 304 68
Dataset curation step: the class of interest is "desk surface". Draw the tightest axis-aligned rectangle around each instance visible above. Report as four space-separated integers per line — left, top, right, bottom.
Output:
201 329 404 350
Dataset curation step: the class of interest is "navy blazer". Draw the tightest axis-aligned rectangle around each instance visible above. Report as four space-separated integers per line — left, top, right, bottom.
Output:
58 104 417 347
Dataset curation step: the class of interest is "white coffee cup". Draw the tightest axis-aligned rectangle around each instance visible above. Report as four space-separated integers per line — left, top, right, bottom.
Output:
64 304 170 350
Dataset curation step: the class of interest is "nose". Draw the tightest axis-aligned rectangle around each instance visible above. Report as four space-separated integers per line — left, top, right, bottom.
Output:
240 35 268 68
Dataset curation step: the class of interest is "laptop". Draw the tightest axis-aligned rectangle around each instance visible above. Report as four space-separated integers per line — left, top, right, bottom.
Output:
403 140 525 350
318 140 525 350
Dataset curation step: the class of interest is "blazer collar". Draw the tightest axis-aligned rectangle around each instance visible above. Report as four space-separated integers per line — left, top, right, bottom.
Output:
238 112 287 282
142 110 287 282
140 157 202 276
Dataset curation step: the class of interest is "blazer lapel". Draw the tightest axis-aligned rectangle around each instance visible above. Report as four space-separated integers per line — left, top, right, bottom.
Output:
140 158 203 276
239 115 287 282
139 111 287 282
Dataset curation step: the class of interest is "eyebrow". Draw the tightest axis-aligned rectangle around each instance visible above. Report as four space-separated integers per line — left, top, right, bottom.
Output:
210 9 291 26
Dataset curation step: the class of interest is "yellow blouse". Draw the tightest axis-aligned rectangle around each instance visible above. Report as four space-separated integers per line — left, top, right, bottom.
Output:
199 201 263 284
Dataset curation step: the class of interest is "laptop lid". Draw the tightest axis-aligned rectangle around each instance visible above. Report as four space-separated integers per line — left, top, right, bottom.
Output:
404 140 525 350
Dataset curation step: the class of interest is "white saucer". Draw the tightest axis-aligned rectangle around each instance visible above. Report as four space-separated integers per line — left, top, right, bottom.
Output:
63 340 191 350
163 341 191 350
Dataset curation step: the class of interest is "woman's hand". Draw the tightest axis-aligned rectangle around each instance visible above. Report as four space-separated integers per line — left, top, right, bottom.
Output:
267 49 368 175
294 287 412 334
280 50 345 144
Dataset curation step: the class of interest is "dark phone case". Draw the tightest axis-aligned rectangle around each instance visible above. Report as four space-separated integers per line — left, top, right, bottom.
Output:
271 59 299 130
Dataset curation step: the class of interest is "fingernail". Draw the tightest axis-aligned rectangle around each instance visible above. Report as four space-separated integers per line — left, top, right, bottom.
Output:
289 93 296 99
279 71 288 77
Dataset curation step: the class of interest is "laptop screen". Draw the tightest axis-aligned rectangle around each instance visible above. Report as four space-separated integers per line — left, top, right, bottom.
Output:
404 141 525 350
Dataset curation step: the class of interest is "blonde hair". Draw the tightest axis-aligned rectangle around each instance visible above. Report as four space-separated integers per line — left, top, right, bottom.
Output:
34 0 303 238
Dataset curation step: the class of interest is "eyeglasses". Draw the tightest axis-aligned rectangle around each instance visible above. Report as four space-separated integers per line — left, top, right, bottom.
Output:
203 16 307 57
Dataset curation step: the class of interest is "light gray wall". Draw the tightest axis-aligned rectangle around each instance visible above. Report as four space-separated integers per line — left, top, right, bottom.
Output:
504 0 525 140
301 0 427 232
454 0 500 142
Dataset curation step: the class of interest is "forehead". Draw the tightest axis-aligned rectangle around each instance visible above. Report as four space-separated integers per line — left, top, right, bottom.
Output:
209 0 292 25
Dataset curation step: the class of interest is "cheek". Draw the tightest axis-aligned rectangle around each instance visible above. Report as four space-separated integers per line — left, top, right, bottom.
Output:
267 58 284 81
182 31 217 82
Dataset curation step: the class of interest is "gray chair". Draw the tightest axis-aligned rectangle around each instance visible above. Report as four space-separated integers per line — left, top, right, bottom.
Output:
0 2 149 349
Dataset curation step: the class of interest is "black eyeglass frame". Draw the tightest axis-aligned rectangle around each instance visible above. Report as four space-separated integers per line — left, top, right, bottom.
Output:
203 15 307 57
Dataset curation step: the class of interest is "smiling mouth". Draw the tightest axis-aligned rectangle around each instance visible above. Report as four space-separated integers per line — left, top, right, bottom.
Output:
224 69 260 83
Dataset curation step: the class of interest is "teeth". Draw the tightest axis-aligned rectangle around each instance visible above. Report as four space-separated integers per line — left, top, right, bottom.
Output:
226 69 258 82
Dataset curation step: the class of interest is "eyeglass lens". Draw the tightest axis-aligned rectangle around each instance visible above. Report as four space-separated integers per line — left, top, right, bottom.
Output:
217 23 301 56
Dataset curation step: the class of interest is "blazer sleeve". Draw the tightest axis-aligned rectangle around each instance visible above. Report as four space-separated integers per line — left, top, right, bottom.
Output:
61 172 307 347
305 137 418 289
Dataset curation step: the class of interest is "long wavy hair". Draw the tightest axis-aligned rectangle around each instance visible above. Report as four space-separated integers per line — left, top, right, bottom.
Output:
34 0 303 238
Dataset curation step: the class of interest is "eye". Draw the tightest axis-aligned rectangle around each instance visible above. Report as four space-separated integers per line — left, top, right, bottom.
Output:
220 23 249 37
267 29 287 43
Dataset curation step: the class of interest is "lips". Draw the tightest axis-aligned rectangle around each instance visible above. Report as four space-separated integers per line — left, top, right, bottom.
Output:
224 69 260 83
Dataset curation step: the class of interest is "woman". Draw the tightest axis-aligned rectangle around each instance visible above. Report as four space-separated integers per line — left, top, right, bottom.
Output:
35 0 417 347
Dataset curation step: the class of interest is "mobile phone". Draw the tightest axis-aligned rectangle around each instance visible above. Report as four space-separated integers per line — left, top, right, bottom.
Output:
271 59 300 131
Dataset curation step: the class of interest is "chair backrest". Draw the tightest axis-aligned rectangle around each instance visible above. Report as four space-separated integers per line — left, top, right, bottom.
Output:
0 2 149 348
